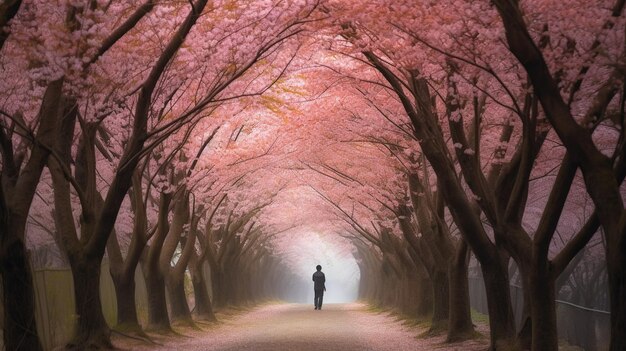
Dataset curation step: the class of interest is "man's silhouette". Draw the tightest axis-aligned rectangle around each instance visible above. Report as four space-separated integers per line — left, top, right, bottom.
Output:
312 265 326 310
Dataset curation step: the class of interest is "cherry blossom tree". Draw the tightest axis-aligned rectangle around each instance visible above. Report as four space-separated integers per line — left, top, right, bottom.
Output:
316 1 625 349
490 1 625 349
4 0 318 347
1 1 157 348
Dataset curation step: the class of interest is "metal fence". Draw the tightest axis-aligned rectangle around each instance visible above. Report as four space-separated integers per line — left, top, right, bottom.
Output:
469 276 610 351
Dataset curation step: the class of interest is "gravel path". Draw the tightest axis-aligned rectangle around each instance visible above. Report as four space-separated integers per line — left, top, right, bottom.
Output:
118 303 489 351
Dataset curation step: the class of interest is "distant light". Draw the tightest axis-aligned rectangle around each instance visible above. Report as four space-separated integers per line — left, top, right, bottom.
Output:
280 232 360 303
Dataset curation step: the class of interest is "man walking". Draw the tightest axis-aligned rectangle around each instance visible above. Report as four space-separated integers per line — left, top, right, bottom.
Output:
312 265 326 310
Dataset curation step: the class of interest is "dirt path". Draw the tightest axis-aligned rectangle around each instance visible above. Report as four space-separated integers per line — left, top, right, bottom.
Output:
119 303 488 351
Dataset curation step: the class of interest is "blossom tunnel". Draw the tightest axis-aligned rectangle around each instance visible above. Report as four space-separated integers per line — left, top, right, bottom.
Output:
0 0 622 351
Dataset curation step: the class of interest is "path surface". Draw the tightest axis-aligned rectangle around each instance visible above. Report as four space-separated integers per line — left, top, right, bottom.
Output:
120 303 488 351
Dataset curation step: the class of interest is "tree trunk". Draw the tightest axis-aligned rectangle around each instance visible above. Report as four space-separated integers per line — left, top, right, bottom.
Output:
399 277 412 313
447 240 474 342
106 170 148 334
159 191 197 325
357 263 368 299
607 243 626 351
430 271 450 332
143 259 170 331
517 270 532 350
481 258 519 350
66 255 112 349
111 270 141 332
374 278 382 306
529 257 558 351
222 268 236 306
190 263 216 321
211 267 226 308
234 270 247 306
415 275 432 318
166 274 193 323
0 236 43 351
142 192 172 331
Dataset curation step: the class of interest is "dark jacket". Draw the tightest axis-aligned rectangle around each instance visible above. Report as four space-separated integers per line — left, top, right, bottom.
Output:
312 271 325 290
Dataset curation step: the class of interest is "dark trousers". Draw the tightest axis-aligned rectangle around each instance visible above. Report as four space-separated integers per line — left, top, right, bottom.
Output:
314 289 324 309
